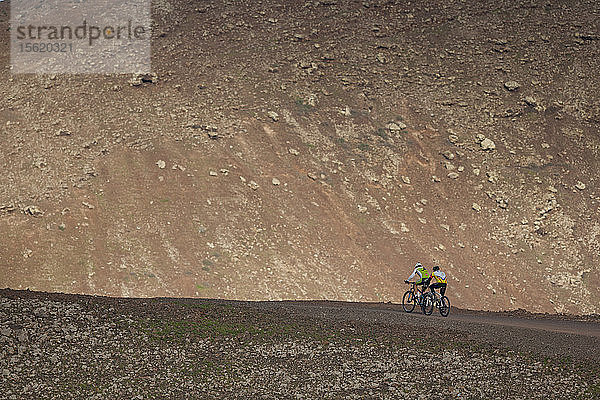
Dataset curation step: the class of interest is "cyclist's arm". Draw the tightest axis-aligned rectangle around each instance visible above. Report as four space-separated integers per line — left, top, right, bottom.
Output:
406 268 417 281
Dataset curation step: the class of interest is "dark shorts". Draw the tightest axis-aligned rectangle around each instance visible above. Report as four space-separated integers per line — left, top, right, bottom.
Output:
430 282 447 296
417 277 431 290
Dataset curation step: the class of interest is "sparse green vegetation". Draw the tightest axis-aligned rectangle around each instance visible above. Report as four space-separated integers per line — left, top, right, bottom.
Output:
141 319 253 341
294 97 315 114
138 316 310 343
357 142 370 151
375 128 388 139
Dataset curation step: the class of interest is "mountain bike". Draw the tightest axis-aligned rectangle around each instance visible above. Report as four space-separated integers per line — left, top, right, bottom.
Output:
402 282 429 314
422 290 450 317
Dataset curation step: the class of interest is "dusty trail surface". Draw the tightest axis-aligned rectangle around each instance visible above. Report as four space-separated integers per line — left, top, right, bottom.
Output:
448 311 600 338
252 299 600 361
1 289 598 399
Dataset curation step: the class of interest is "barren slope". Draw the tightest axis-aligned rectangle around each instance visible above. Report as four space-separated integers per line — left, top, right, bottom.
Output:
0 0 599 313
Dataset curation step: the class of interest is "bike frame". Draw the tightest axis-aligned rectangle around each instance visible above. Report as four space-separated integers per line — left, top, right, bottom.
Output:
407 281 427 297
404 282 427 308
429 290 441 306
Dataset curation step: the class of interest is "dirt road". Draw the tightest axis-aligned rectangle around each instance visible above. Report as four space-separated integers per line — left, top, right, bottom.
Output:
250 300 600 362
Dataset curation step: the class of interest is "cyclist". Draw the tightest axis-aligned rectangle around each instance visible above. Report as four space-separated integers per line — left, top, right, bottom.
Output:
404 262 431 297
429 265 447 297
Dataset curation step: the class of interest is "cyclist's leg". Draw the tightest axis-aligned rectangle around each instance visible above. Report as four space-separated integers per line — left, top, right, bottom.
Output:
423 277 431 291
429 282 440 295
416 279 424 297
440 283 447 296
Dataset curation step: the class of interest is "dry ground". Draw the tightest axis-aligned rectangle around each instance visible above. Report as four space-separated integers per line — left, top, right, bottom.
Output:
0 0 599 313
1 289 599 399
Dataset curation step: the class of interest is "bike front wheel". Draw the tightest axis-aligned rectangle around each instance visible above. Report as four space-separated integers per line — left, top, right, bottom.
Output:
402 290 416 313
439 296 450 317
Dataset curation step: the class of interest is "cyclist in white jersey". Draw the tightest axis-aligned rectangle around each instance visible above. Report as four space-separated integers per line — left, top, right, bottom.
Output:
405 262 431 295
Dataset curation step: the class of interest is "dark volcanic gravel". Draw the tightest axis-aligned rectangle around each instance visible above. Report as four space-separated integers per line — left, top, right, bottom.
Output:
253 300 600 362
1 289 599 399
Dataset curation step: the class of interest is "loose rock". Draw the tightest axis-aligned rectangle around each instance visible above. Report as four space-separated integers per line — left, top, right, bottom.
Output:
387 121 407 132
504 80 521 91
24 206 43 217
480 138 496 151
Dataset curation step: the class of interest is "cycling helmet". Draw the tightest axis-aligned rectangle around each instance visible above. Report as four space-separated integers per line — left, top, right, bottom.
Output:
415 262 422 268
433 265 440 271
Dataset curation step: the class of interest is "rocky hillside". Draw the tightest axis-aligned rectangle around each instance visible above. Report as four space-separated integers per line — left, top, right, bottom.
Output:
0 0 599 313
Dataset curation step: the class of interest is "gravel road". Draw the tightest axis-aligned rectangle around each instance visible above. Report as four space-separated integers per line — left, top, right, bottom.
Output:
252 300 600 362
1 289 598 399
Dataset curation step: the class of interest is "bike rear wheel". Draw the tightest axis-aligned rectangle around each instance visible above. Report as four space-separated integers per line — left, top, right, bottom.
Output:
422 293 434 315
402 290 416 313
439 296 450 317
